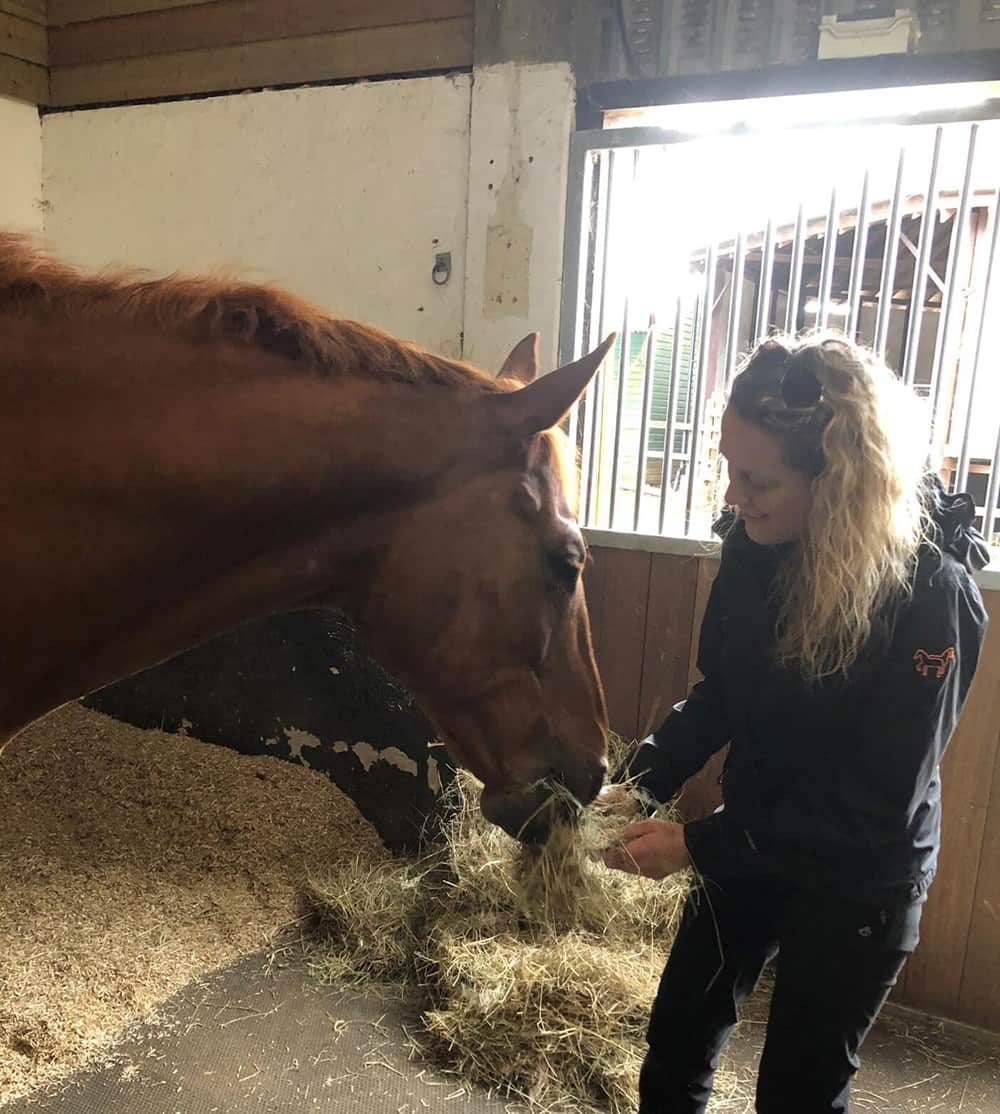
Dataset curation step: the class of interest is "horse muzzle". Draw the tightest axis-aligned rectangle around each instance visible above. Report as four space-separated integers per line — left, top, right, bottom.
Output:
479 755 608 844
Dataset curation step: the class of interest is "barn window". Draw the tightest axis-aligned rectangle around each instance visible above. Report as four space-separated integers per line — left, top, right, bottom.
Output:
560 81 1000 547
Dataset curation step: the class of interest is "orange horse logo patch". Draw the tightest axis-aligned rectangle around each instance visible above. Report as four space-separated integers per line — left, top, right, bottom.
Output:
913 647 956 679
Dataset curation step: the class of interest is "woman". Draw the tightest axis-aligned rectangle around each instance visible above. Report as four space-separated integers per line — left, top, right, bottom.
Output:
602 334 989 1113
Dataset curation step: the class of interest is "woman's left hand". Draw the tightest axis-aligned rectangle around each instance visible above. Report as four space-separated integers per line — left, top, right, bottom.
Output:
602 819 691 880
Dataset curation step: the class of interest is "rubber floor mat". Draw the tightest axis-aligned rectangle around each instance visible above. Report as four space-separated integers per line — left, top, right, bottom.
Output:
7 949 507 1114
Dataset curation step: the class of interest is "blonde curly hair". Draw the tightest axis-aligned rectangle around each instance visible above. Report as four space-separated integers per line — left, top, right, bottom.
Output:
728 333 932 679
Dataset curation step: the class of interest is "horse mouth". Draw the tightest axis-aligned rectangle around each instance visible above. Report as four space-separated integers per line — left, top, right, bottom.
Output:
480 779 584 844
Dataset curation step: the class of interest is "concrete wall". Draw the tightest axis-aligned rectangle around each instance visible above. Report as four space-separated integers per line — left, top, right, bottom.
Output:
41 65 578 376
0 95 42 232
42 75 473 357
462 62 575 375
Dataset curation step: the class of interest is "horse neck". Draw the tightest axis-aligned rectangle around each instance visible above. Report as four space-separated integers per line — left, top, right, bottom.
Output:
1 326 503 734
103 365 496 600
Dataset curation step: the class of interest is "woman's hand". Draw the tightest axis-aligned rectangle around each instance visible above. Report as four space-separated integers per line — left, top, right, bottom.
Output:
602 819 691 880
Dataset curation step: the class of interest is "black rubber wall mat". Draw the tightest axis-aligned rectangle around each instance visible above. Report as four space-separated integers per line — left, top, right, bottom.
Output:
86 610 456 854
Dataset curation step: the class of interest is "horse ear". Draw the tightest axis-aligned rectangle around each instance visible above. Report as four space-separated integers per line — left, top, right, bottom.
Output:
494 334 616 437
498 333 540 385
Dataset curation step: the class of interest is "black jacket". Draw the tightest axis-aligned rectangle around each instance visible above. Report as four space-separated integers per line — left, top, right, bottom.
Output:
623 482 990 902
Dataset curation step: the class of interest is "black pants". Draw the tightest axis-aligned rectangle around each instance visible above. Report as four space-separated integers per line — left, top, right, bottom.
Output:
639 876 923 1114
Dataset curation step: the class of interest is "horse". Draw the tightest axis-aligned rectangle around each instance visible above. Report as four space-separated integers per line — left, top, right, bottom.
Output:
0 234 613 843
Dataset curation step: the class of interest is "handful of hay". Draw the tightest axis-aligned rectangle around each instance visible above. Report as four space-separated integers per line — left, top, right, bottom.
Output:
305 749 694 1114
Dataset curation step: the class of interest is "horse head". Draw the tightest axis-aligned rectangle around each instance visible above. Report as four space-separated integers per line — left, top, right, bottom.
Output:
359 334 614 843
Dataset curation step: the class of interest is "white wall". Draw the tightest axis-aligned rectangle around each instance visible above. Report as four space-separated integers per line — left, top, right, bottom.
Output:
42 76 472 358
462 63 575 376
40 64 579 375
0 95 42 233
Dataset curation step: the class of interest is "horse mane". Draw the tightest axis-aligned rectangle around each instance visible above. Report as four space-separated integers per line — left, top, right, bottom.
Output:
0 233 577 505
0 232 504 395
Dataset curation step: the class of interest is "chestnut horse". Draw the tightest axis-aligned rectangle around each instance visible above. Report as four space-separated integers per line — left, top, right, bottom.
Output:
0 235 612 842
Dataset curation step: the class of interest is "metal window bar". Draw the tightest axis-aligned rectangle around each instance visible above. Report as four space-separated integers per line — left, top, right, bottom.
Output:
724 231 746 388
562 145 593 486
685 246 717 535
606 150 641 529
847 170 871 339
875 147 907 358
658 297 685 535
901 127 944 386
956 185 1000 495
608 295 632 528
573 156 598 409
583 150 615 526
983 410 1000 545
816 189 839 331
755 219 776 342
785 203 806 335
634 314 657 531
568 150 601 466
929 125 979 427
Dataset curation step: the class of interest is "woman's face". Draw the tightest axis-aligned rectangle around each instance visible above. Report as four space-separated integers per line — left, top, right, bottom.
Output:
720 408 814 545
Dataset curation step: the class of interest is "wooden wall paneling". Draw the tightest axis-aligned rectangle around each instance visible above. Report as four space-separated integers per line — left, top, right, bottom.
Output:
48 17 474 106
0 50 47 100
50 0 197 22
957 703 1000 1030
902 590 1000 1019
686 557 718 687
0 10 46 63
49 0 473 67
637 552 699 739
589 547 651 741
0 0 45 25
677 556 725 821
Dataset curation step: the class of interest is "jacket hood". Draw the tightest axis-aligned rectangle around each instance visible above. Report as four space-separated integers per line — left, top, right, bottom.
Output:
926 474 990 574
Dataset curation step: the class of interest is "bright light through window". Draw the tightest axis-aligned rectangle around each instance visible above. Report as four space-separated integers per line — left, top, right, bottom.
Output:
567 85 1000 546
604 82 1000 134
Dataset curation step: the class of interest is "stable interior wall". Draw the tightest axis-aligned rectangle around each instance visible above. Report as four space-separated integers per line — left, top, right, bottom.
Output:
41 74 473 356
0 93 42 232
462 61 575 375
41 61 576 375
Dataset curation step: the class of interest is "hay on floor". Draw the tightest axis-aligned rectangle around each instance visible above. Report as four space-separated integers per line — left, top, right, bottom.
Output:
0 703 381 1105
306 755 704 1114
421 931 658 1112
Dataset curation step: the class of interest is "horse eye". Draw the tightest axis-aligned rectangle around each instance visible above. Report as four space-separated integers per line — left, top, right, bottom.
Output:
548 552 582 592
